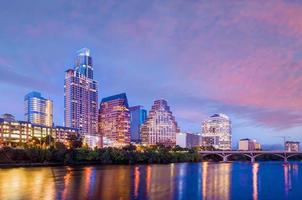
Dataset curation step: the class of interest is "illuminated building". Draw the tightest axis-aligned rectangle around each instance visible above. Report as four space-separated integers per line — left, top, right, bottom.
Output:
130 106 147 143
64 48 98 137
238 138 261 151
201 113 232 150
176 132 202 148
0 114 79 147
141 99 179 146
99 93 131 147
285 141 300 152
83 133 102 148
24 91 53 126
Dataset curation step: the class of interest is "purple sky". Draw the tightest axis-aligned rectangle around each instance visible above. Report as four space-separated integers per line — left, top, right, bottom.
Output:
0 0 302 146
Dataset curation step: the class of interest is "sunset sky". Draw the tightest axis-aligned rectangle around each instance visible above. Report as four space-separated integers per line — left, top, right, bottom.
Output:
0 0 302 146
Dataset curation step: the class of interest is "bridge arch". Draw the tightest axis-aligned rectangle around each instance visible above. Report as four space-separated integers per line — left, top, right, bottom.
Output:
201 153 224 161
224 153 253 162
254 153 285 161
286 154 301 160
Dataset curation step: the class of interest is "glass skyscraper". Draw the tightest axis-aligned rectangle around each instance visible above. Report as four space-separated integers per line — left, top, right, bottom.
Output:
129 106 147 143
64 48 98 136
141 99 179 146
24 91 53 126
99 93 131 147
201 113 232 150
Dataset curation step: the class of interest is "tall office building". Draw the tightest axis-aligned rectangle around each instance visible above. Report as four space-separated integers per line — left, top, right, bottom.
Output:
24 91 53 126
129 106 147 142
99 93 131 147
201 113 232 150
141 99 179 146
64 48 98 136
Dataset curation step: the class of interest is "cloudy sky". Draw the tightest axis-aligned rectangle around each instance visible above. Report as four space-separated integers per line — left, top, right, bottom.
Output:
0 0 302 146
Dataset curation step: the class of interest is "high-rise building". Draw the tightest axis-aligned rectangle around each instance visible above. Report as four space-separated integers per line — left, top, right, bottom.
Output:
99 93 131 147
64 48 98 137
24 91 53 126
201 113 232 150
129 106 147 143
141 99 179 146
285 141 300 152
238 138 261 151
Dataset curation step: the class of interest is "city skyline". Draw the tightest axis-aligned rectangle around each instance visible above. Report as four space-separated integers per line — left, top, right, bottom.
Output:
0 1 302 145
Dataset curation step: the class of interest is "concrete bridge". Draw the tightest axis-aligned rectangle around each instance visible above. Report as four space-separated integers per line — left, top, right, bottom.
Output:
199 151 302 163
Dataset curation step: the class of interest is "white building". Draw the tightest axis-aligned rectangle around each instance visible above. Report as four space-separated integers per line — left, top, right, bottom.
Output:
201 113 231 150
176 132 202 148
83 133 102 149
238 138 261 151
141 99 179 146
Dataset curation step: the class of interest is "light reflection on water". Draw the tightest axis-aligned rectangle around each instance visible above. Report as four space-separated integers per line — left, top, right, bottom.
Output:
0 162 301 200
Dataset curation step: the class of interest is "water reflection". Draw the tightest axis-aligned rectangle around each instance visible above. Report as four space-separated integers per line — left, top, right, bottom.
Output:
0 162 302 199
202 162 231 200
252 163 259 200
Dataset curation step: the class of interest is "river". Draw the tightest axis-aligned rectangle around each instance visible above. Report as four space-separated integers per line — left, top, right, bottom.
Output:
0 162 301 200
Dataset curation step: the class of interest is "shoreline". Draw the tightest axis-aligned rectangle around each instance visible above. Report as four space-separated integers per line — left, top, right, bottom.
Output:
0 160 299 168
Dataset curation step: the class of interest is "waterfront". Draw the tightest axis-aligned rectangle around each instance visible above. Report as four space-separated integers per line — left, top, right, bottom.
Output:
0 162 301 200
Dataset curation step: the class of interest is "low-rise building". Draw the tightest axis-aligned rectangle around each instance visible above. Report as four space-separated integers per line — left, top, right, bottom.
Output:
0 114 79 147
176 132 202 148
285 141 300 152
238 138 261 151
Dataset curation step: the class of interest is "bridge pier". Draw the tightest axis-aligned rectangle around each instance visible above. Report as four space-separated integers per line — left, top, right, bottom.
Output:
251 157 255 163
284 157 288 163
223 156 228 162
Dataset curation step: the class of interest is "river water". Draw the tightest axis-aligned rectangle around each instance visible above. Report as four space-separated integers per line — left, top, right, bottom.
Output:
0 162 301 200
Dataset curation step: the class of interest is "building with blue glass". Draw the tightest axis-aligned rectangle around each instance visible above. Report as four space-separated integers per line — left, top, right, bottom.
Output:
129 106 147 143
24 91 53 126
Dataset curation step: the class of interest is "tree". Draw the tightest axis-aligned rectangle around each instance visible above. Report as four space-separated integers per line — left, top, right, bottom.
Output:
67 134 82 149
41 135 55 147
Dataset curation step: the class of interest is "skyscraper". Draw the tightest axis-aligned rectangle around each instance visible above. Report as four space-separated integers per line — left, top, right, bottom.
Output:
141 99 179 146
24 91 53 126
201 113 232 150
129 106 147 143
64 48 98 136
99 93 131 147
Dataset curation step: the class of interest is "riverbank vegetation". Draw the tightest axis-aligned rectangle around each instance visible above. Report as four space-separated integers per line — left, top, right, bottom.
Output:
0 144 203 165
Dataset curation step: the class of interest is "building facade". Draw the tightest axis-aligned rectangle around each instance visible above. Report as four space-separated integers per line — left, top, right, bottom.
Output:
285 141 300 152
176 132 202 148
99 93 131 147
24 91 53 126
64 48 98 136
0 114 78 147
129 106 147 143
201 113 232 150
141 99 179 146
238 138 261 151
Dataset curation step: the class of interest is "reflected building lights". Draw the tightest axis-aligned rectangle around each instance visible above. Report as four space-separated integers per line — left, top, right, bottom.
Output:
252 163 259 200
146 165 152 197
202 162 231 200
283 164 292 195
62 167 73 200
134 166 140 198
202 162 208 199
